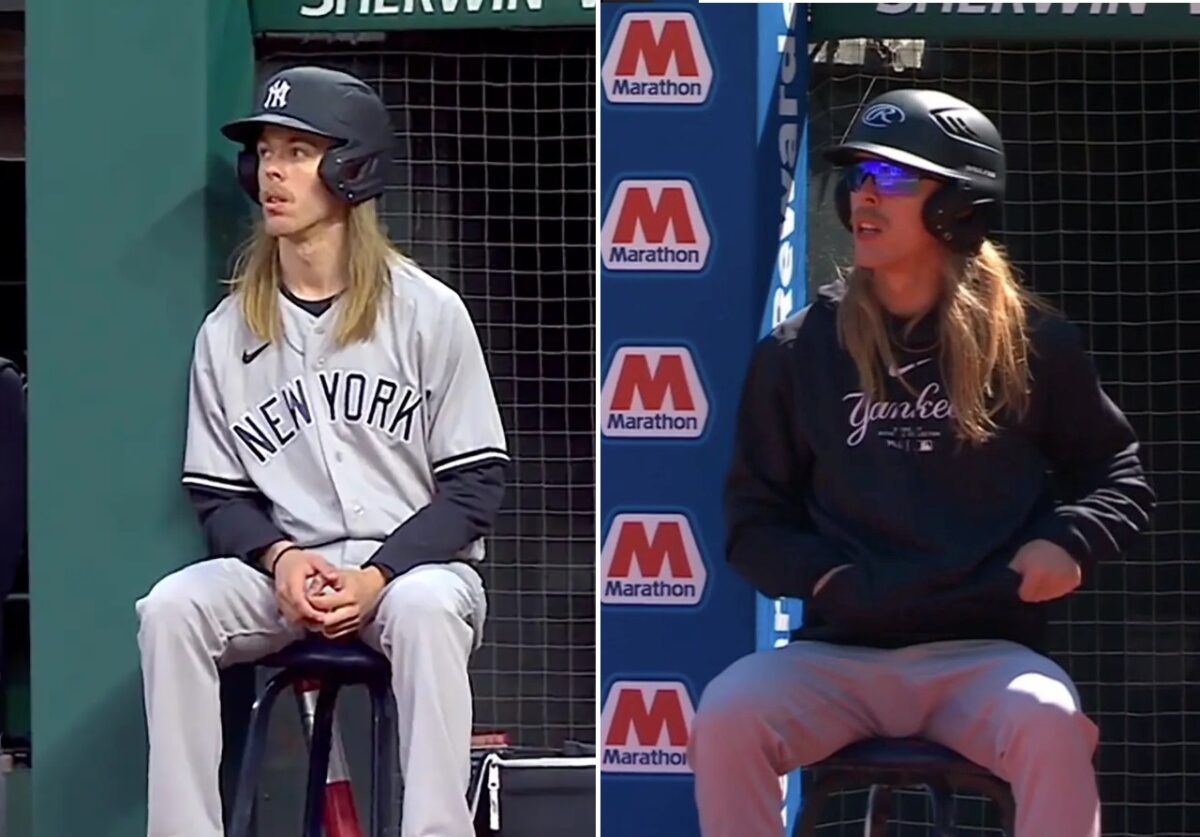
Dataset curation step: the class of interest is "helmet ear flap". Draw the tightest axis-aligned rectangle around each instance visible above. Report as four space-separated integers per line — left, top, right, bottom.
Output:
318 143 388 205
921 181 993 255
234 142 388 207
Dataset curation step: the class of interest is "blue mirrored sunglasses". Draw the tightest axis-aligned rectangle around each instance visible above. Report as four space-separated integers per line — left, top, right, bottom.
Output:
842 159 925 196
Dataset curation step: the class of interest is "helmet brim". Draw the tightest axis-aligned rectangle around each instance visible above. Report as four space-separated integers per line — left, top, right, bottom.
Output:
824 141 965 182
220 114 342 145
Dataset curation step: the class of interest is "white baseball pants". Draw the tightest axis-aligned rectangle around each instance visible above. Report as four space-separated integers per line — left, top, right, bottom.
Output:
136 553 487 837
689 639 1100 837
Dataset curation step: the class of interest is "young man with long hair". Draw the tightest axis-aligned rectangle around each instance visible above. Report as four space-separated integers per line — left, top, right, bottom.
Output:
136 66 508 837
688 89 1155 837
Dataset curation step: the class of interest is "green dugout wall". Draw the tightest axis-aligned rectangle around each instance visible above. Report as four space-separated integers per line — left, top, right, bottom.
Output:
25 0 591 834
27 2 253 834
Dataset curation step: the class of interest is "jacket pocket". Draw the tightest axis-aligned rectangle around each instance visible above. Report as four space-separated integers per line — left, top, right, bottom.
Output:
808 564 891 635
909 562 1027 631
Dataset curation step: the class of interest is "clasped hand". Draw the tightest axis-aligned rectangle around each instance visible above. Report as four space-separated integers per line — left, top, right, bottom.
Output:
273 548 388 639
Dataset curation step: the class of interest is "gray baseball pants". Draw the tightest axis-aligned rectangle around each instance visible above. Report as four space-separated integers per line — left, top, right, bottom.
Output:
136 550 487 837
689 639 1100 837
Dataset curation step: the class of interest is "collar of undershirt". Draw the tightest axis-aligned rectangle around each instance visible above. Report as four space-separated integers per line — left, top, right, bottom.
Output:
280 284 339 318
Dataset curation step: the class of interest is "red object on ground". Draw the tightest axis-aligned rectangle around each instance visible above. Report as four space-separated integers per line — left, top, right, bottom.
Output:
295 678 364 837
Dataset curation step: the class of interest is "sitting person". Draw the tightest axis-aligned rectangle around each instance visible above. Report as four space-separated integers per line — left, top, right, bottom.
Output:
135 67 508 837
688 89 1154 837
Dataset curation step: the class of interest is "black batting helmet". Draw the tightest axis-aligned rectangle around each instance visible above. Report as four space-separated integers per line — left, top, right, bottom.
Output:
825 88 1006 253
221 66 393 206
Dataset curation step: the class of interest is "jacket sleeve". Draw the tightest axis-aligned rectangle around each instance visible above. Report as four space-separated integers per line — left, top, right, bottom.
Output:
1027 318 1156 570
724 335 850 600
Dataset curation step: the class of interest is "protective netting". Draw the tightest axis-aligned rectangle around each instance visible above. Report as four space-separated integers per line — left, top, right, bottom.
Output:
805 38 1199 837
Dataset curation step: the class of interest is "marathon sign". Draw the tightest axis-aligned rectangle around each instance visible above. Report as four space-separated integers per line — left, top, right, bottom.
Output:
602 11 713 105
601 513 707 605
601 179 711 272
600 347 709 439
601 680 695 774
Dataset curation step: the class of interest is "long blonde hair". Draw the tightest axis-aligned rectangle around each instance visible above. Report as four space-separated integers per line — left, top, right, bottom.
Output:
228 199 404 346
836 239 1047 445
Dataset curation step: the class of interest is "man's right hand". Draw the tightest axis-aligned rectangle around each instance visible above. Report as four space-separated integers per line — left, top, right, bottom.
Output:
265 541 339 627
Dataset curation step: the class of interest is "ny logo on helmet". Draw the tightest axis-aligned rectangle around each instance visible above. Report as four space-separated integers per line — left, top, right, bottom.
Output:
264 79 291 110
861 103 905 128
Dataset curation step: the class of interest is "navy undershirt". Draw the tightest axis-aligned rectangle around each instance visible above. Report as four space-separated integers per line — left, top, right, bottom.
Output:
281 285 336 318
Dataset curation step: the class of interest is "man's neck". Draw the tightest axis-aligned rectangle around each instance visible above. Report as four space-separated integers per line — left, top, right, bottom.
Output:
277 220 348 300
871 260 942 320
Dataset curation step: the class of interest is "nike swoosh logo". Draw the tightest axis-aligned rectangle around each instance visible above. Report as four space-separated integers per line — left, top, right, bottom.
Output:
888 357 932 378
241 343 270 364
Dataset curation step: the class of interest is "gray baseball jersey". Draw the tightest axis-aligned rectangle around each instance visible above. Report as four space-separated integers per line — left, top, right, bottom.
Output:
181 256 509 566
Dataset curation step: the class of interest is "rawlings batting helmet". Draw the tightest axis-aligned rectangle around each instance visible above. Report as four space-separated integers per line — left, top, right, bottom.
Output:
825 88 1006 253
222 66 393 206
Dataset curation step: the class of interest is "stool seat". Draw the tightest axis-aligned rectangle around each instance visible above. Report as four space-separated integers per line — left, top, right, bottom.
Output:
259 635 390 678
817 737 993 776
793 737 1015 837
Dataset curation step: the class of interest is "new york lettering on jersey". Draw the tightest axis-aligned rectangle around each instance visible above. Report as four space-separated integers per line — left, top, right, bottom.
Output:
229 367 424 465
181 258 509 550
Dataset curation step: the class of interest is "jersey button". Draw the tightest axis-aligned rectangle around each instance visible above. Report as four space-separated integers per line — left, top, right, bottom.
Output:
335 452 344 463
353 505 363 515
316 358 326 368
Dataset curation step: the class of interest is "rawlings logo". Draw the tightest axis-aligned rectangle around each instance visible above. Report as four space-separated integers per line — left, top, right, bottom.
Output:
861 103 905 128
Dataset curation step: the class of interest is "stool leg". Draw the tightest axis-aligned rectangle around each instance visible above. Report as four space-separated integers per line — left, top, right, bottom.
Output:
864 784 893 837
954 775 1015 837
302 682 341 837
994 784 1016 837
926 780 954 837
794 773 842 837
368 676 395 837
228 673 295 837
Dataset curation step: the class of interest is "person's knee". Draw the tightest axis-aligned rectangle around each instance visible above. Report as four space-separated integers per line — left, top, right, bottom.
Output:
135 569 208 641
690 662 772 759
1001 674 1098 758
376 567 465 641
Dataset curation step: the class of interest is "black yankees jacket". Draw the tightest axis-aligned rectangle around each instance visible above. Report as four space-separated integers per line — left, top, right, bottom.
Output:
724 282 1155 652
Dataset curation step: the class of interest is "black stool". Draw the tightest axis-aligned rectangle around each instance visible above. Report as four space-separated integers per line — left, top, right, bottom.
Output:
227 636 395 837
792 738 1016 837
